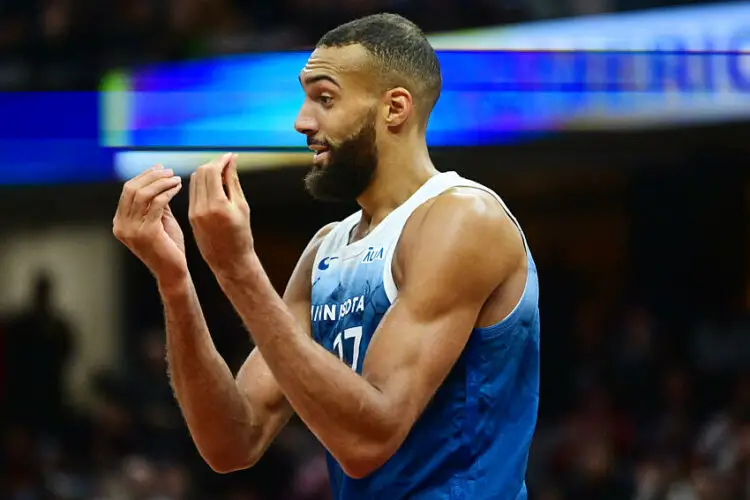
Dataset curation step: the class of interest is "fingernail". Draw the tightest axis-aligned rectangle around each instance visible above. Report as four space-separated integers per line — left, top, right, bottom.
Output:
164 169 174 176
154 164 164 170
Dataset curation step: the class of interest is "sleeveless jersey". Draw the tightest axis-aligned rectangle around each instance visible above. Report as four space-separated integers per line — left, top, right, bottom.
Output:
310 171 540 500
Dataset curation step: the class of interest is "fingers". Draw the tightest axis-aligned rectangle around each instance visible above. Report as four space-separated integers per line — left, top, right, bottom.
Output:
119 164 164 212
145 183 183 223
130 173 182 219
120 164 164 205
190 153 234 216
114 169 182 242
188 170 197 220
205 154 230 203
224 154 246 203
120 165 175 218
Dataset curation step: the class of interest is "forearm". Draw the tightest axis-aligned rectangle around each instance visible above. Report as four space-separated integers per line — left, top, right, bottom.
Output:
216 256 395 468
159 276 259 471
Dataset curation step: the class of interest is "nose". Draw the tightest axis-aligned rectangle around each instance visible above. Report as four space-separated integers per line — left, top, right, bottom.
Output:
294 105 319 136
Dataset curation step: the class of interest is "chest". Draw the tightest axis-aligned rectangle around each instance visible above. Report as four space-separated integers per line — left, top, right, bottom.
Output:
310 242 395 373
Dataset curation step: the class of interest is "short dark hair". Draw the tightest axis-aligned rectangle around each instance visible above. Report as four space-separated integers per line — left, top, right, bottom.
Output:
317 13 442 127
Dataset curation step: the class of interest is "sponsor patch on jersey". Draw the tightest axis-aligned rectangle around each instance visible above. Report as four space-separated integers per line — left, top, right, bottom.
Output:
318 256 338 271
361 246 384 264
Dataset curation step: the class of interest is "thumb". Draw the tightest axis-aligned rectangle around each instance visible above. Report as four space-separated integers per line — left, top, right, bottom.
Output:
224 154 246 203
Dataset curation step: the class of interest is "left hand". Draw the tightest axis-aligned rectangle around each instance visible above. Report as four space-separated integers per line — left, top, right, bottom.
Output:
188 153 254 278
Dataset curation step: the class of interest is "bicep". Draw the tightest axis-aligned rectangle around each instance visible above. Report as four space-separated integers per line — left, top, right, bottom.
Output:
361 192 523 442
361 291 481 424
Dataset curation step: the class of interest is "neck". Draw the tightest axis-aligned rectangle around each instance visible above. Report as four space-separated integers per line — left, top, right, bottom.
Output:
356 140 438 229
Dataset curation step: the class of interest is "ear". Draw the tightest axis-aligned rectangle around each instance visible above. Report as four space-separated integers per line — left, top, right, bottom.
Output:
383 87 413 128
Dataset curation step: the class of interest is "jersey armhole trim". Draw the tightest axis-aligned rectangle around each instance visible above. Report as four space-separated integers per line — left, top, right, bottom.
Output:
311 213 362 285
311 219 346 285
381 182 531 309
383 241 398 303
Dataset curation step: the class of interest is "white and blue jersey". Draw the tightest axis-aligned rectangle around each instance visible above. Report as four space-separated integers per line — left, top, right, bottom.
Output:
310 171 540 500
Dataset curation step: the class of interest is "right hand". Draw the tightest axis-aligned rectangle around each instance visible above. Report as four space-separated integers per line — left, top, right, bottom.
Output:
113 165 187 285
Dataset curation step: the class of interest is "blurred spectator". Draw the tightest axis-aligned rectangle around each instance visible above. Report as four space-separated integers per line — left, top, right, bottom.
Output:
1 424 51 499
562 437 634 500
124 329 185 460
612 306 661 415
3 270 75 434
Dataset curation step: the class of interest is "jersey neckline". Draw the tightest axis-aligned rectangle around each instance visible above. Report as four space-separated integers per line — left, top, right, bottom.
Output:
339 171 458 252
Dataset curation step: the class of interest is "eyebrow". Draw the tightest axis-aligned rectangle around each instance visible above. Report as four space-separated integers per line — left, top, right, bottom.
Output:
299 74 341 88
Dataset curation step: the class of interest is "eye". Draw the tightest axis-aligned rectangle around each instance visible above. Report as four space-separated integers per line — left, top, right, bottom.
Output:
318 95 333 106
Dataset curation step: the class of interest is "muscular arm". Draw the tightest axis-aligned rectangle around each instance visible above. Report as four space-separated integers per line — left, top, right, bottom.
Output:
216 190 525 478
162 222 335 473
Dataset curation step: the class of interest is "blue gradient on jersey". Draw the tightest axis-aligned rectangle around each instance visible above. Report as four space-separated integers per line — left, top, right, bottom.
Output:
311 240 540 500
311 246 391 374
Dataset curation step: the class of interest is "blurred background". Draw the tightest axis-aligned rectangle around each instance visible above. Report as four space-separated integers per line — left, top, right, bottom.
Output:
1 0 750 499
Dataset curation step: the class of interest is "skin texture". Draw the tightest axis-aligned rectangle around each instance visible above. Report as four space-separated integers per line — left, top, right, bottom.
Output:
112 44 528 478
113 157 333 472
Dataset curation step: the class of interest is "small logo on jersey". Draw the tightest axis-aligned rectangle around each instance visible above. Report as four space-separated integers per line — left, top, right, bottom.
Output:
318 256 338 271
362 246 384 264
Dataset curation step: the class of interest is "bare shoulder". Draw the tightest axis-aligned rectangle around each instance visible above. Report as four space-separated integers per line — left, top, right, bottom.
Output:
284 221 339 299
386 186 526 328
307 221 339 252
399 187 524 272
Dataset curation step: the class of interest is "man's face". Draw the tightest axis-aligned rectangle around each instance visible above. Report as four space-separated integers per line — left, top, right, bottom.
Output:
295 45 380 203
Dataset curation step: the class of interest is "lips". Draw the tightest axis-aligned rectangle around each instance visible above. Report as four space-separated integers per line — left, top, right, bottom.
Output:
309 143 330 165
312 150 331 166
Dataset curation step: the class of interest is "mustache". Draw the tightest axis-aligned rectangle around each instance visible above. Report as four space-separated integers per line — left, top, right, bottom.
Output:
307 137 330 148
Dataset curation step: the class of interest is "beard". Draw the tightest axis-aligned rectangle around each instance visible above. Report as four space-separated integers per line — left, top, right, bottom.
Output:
304 110 378 203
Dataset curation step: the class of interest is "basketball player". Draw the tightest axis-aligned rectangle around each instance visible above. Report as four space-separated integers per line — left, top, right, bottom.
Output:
113 14 540 500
